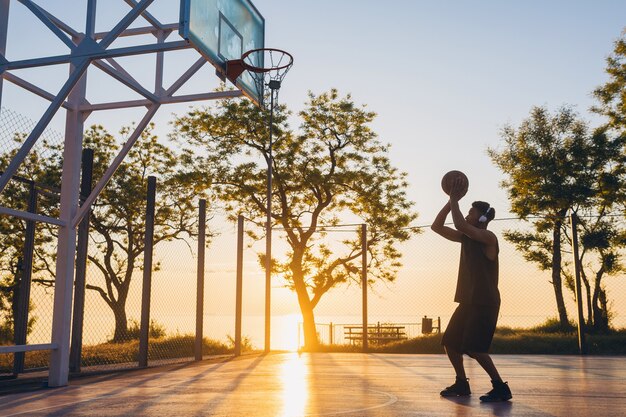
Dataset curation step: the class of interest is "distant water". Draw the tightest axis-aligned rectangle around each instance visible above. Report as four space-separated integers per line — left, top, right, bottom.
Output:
22 312 622 351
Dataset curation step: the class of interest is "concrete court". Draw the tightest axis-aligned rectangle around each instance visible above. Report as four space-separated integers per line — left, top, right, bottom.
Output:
1 353 624 417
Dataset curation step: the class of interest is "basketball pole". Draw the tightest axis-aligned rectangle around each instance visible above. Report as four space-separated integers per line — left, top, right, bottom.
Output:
265 82 279 353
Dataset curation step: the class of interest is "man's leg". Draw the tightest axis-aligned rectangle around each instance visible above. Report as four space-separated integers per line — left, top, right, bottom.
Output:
469 352 512 402
468 352 501 381
440 305 471 396
440 346 471 397
445 346 467 379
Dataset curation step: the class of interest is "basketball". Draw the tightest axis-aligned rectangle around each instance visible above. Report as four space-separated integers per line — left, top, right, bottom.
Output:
441 170 469 197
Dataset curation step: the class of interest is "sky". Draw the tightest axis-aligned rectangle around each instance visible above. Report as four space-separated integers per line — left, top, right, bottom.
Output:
3 0 625 222
2 1 626 348
254 0 626 222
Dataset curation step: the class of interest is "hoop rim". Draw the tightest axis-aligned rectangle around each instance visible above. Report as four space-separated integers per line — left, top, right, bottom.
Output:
241 48 294 73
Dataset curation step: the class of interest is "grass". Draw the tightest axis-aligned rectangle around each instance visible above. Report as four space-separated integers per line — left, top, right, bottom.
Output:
319 327 626 355
3 324 624 375
305 317 626 355
0 334 238 373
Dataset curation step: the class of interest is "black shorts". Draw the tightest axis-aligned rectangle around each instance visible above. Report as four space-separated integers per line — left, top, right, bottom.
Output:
441 303 500 353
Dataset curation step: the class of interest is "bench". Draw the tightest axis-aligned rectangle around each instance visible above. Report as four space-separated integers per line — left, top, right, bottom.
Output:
344 323 407 345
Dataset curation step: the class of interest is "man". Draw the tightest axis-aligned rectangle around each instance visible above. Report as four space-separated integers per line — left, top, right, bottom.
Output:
431 178 512 402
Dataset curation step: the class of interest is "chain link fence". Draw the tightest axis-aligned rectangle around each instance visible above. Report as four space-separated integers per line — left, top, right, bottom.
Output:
1 107 625 380
0 107 62 376
231 217 625 350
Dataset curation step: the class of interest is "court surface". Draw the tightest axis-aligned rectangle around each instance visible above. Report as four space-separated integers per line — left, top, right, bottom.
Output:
1 353 624 417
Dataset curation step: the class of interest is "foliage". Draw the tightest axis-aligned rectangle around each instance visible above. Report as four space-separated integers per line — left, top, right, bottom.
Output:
323 327 626 355
488 106 626 331
0 335 233 372
526 317 577 334
65 124 212 342
121 318 167 341
226 334 254 353
0 134 59 344
172 89 419 349
488 106 586 327
592 32 626 135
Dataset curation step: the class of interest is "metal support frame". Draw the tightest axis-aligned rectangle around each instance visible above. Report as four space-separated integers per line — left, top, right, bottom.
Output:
0 0 10 109
0 0 244 386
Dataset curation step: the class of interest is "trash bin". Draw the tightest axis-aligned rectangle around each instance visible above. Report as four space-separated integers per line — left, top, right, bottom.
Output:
422 315 433 334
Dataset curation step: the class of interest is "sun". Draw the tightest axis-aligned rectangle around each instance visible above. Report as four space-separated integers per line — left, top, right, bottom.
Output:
273 314 302 351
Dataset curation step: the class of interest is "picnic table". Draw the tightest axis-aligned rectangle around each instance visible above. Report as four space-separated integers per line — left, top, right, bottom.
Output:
344 322 407 345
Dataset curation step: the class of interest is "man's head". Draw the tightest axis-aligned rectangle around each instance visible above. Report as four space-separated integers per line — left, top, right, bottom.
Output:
466 201 495 227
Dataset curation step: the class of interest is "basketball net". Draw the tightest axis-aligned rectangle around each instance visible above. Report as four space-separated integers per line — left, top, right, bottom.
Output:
226 48 293 110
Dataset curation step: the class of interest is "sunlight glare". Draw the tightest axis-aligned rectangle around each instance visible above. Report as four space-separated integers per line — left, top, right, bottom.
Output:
279 353 309 417
274 314 302 351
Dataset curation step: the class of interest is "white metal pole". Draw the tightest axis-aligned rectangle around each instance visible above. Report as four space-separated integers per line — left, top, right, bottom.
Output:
48 77 87 387
48 22 92 389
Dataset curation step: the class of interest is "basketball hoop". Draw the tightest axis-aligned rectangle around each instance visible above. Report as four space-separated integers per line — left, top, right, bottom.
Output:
226 48 294 109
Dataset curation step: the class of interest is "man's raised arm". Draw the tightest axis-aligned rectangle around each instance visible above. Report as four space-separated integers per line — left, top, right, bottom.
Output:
431 202 463 242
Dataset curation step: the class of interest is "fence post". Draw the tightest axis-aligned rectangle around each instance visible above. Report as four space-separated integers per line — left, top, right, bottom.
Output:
570 211 588 355
329 322 333 345
361 223 368 352
195 199 206 361
234 214 244 356
13 181 37 374
70 148 94 373
139 176 156 367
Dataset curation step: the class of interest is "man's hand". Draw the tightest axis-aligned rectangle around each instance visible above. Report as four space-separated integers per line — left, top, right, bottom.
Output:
449 177 466 202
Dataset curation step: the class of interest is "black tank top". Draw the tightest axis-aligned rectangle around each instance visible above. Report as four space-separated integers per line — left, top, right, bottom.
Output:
454 234 500 306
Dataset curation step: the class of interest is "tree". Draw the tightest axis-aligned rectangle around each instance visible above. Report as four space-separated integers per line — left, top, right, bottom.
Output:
592 31 626 136
172 89 419 349
76 124 208 342
588 30 626 331
489 106 626 331
0 134 60 343
573 214 626 332
569 130 626 332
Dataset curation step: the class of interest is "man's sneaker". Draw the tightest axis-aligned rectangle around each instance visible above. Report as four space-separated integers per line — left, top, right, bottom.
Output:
479 380 512 402
440 378 471 397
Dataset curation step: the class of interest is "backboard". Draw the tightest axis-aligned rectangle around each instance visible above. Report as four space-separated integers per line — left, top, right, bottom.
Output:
179 0 265 106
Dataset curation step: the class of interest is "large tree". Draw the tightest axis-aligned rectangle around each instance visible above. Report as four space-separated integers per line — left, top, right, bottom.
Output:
75 124 208 342
173 89 418 349
489 106 626 330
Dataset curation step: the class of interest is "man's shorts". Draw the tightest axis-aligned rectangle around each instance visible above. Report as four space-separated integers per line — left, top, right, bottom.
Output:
441 303 500 353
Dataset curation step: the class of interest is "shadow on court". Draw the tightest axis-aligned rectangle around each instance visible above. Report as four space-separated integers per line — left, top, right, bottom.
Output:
1 353 625 416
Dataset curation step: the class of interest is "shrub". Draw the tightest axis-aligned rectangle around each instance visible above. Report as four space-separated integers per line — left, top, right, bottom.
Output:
528 317 577 334
226 334 254 353
125 318 167 340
